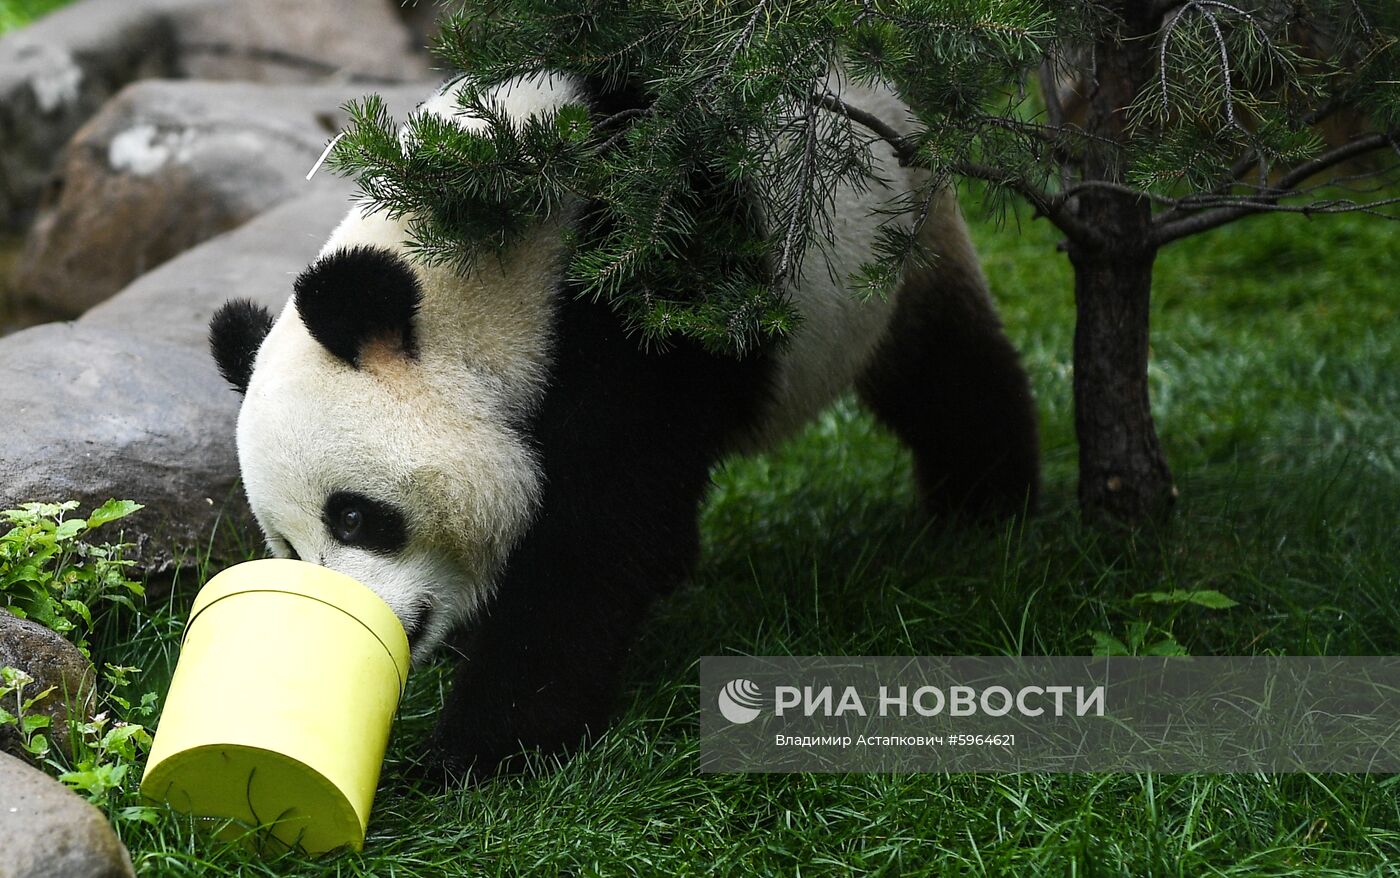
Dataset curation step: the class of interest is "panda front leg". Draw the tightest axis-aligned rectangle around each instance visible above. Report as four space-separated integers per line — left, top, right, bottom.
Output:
427 518 686 782
426 295 771 782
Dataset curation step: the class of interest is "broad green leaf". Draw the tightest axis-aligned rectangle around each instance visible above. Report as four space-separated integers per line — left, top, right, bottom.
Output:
20 685 55 712
23 733 49 757
52 518 87 541
0 667 34 687
1138 589 1240 610
1145 639 1190 656
1090 631 1130 656
86 500 143 529
61 599 92 626
117 805 160 825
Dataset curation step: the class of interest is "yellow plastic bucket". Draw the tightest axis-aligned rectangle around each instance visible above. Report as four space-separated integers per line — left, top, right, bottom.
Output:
140 559 410 854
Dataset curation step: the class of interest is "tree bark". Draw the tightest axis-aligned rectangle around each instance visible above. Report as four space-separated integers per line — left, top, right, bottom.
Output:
1064 3 1176 525
1068 194 1176 524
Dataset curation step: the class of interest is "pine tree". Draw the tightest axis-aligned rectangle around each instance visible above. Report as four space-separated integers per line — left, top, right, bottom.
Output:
331 1 1400 525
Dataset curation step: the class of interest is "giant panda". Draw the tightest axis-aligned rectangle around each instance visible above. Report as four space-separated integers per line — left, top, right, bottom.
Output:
208 73 1040 780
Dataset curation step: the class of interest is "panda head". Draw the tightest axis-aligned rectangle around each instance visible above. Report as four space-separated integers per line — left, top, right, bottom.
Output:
209 213 560 663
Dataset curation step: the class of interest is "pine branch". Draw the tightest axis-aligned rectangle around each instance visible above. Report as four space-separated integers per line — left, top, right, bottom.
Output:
1154 132 1400 244
812 92 1102 245
811 91 912 160
773 98 821 285
329 0 1400 357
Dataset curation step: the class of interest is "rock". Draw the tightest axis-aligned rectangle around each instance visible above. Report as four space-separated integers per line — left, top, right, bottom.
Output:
171 0 428 84
0 0 429 230
12 80 428 319
0 612 95 762
0 190 354 573
0 751 135 878
0 0 175 232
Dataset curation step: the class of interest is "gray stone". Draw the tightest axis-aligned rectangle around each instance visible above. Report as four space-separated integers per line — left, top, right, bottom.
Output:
171 0 428 84
0 0 176 232
0 190 353 573
0 0 428 230
0 612 95 762
0 751 135 878
12 80 427 319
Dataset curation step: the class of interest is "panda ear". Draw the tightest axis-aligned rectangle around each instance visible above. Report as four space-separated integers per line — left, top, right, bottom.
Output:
209 299 274 394
293 245 422 368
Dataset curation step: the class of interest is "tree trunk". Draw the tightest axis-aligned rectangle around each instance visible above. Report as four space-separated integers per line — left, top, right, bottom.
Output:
1068 193 1175 524
1063 4 1176 526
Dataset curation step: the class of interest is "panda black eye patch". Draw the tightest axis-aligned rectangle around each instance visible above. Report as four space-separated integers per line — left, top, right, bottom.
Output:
322 491 408 555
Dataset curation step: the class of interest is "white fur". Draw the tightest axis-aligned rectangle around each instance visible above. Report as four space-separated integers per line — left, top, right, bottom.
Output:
740 73 986 449
741 75 912 448
240 77 581 662
235 72 984 662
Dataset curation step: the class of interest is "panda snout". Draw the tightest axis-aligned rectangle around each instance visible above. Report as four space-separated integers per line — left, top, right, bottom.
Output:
401 597 435 650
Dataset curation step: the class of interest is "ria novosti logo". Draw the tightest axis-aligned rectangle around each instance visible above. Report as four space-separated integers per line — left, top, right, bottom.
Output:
716 679 1107 725
717 679 765 724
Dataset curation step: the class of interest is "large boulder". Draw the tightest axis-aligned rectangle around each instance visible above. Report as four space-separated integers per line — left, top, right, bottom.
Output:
0 190 353 573
12 80 427 320
171 0 427 85
0 752 135 878
0 612 95 762
0 0 175 232
0 0 429 230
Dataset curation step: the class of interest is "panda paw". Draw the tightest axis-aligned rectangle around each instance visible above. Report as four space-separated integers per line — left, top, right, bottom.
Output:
404 739 504 788
410 727 550 788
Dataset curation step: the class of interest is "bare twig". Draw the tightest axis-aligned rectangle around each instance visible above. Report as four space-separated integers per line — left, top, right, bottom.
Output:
1350 0 1375 36
1149 97 1346 227
774 98 822 285
1158 0 1274 132
1160 4 1192 109
812 91 913 160
813 91 1103 245
595 108 652 154
1064 178 1400 215
1199 6 1240 131
725 0 769 70
595 108 648 132
1154 132 1400 243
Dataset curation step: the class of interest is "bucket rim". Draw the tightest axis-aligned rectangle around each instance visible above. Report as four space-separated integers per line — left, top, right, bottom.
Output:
185 560 410 692
141 740 367 853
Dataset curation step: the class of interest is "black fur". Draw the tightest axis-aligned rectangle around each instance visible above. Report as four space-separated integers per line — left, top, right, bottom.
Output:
209 299 274 394
856 263 1040 519
423 80 1039 783
424 79 784 781
322 491 409 556
428 279 777 782
294 245 422 367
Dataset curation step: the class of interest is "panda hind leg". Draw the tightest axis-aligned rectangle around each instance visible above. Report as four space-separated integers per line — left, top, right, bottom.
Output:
855 203 1040 521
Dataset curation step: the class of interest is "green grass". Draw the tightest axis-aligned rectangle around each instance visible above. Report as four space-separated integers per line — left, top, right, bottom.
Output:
91 196 1400 875
0 0 70 33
